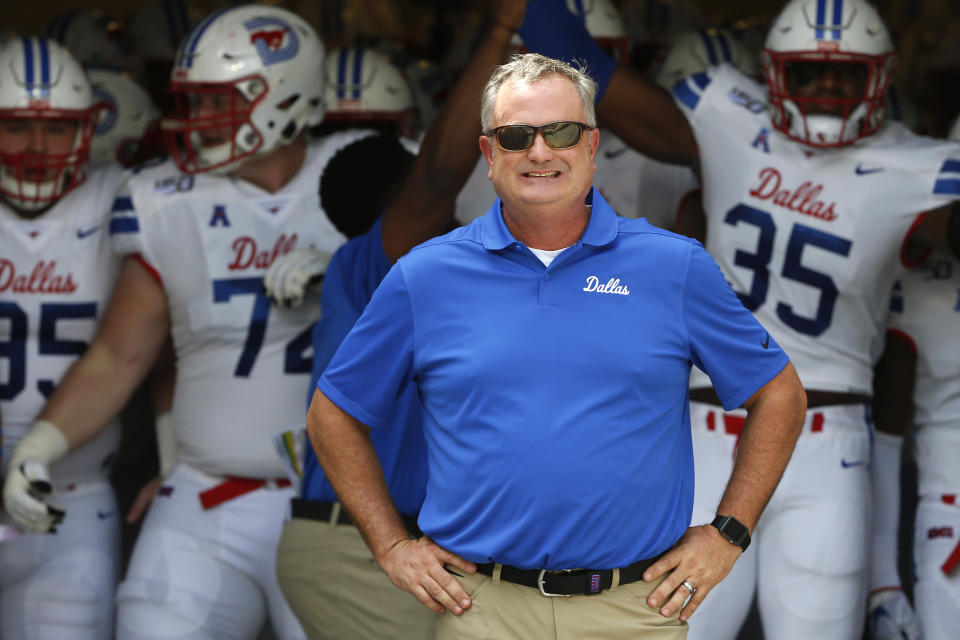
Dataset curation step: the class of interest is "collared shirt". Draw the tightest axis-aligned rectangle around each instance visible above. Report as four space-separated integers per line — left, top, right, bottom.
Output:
301 217 427 517
320 188 789 570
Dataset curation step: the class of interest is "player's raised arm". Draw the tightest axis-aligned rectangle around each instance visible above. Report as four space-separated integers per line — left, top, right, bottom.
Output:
517 0 698 167
380 0 530 261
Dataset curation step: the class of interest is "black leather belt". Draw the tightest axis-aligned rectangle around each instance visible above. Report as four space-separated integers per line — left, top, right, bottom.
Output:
290 498 421 537
474 552 664 597
689 387 868 409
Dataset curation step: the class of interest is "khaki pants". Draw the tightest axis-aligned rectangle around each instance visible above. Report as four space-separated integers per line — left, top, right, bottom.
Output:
436 565 687 640
276 515 434 640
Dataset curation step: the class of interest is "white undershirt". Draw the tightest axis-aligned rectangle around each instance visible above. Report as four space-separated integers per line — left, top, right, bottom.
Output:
528 245 573 267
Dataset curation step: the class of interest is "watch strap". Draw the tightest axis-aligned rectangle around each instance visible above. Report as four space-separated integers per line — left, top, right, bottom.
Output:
710 514 751 551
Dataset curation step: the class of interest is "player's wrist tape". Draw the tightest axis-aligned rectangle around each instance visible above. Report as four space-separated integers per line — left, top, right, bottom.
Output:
10 420 69 469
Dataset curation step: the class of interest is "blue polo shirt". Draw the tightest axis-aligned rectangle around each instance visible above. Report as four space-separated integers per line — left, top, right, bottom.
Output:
301 217 427 517
320 188 789 570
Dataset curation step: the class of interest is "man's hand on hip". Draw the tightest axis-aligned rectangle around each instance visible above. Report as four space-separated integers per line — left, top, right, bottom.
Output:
377 536 477 615
642 524 743 621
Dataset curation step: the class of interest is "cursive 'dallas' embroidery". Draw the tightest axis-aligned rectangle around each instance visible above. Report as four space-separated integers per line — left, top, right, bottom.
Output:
582 275 630 296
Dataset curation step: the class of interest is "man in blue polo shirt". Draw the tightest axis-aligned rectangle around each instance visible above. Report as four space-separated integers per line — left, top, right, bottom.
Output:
308 53 806 639
272 3 531 638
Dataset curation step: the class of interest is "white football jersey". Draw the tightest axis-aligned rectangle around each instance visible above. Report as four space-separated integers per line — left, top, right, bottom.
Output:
0 166 126 487
109 133 366 477
677 65 960 395
453 131 698 228
454 156 497 226
594 131 699 228
886 254 960 495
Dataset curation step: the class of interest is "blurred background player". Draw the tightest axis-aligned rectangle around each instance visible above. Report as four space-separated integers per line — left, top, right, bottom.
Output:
87 67 162 168
311 44 420 239
516 0 960 637
0 37 127 639
869 119 960 640
2 4 378 638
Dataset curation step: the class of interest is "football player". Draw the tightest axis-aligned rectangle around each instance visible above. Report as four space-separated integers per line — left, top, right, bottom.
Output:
517 0 960 637
0 37 127 638
870 120 960 640
3 5 366 638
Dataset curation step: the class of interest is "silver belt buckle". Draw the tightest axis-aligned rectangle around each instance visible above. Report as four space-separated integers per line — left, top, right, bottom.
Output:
537 569 573 597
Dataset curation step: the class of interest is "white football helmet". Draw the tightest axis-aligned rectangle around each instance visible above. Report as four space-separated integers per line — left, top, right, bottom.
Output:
324 47 417 137
762 0 895 148
0 38 100 210
163 5 325 174
88 68 161 167
43 9 128 69
654 29 758 89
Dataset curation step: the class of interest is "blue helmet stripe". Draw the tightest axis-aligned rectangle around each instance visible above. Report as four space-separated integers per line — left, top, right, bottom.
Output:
815 0 827 39
38 39 50 97
698 31 718 65
716 33 733 62
336 49 348 99
351 47 364 99
833 0 844 40
179 6 232 69
21 38 34 94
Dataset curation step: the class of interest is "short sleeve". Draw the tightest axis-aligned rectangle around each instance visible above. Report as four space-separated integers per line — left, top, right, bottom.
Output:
310 218 393 395
671 68 716 117
683 243 790 410
318 263 416 429
108 179 147 259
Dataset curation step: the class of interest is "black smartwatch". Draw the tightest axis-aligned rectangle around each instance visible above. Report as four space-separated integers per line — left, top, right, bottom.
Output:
710 515 751 552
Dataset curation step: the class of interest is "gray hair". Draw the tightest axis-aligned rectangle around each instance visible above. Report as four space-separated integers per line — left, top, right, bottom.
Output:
480 53 597 133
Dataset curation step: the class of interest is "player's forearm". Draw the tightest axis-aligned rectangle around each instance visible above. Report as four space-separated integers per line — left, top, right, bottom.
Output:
597 67 699 167
37 258 169 451
414 12 521 196
38 338 154 450
307 389 410 561
717 363 806 530
383 5 523 260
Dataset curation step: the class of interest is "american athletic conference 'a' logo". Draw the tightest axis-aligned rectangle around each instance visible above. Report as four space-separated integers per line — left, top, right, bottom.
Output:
244 17 299 66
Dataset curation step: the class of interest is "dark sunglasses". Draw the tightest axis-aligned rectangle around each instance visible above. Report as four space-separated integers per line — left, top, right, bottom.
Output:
485 121 593 152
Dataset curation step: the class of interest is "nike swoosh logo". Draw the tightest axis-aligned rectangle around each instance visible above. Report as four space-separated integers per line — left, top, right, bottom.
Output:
761 332 770 349
76 225 102 239
603 147 629 160
841 459 864 468
855 164 884 175
96 509 115 520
